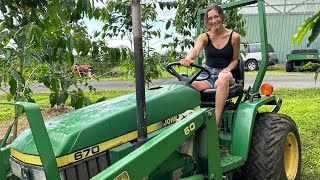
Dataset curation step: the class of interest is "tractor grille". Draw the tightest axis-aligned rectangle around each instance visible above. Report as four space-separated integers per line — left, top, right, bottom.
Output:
60 152 109 180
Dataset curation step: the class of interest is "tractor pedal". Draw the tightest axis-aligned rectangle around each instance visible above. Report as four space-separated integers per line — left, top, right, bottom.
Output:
220 145 230 156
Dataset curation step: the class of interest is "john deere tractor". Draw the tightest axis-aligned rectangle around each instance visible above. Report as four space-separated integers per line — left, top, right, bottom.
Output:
0 0 301 180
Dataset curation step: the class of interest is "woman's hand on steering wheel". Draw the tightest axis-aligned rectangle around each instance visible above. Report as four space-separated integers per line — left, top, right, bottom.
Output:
180 57 193 67
166 62 211 85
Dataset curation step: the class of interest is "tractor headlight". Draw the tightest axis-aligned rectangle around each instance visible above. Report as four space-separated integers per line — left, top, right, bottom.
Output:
10 157 65 180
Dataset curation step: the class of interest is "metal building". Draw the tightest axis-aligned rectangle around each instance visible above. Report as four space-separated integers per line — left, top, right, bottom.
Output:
239 0 320 64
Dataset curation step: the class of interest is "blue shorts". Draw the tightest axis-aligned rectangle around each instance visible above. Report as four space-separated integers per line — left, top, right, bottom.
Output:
197 64 223 88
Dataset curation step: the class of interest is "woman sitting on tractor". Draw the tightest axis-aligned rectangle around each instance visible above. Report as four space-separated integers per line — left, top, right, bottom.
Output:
180 4 241 127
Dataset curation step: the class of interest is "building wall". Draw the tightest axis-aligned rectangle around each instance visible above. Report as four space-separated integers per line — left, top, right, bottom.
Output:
241 13 320 64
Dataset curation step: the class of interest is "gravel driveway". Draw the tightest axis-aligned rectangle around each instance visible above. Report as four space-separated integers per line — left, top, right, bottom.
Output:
24 74 320 92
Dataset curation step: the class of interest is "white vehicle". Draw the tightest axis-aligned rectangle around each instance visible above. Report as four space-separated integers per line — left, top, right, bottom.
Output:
240 42 279 71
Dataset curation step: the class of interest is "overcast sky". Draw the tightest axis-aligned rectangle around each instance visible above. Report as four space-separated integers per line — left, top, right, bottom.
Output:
86 1 177 51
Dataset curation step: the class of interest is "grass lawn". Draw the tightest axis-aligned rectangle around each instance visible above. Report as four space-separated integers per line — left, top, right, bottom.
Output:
273 88 320 179
0 87 319 179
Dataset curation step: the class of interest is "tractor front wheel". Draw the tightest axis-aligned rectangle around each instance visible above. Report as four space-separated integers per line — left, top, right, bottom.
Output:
242 113 301 180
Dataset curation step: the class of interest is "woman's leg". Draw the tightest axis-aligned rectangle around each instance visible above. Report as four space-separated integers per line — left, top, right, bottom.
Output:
192 81 211 91
214 71 235 126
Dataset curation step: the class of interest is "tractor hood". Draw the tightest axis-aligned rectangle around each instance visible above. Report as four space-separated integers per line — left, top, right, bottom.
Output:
11 83 199 159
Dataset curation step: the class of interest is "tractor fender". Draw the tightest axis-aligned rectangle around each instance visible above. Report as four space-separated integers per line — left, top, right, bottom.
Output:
230 95 282 160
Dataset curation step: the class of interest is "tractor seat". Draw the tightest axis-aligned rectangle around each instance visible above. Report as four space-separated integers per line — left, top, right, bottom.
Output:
200 55 245 108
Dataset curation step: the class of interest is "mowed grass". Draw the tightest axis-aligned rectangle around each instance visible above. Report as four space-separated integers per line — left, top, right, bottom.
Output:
272 88 320 179
0 87 319 178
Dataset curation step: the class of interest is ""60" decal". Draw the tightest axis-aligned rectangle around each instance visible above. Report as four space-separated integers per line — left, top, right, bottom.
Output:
184 122 195 135
74 145 100 161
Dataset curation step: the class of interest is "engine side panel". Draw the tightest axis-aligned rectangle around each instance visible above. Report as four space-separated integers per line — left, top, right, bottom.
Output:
10 84 199 164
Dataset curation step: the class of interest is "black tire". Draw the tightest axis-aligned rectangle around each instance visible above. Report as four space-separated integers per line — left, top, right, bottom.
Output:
241 113 301 180
246 59 258 71
286 61 293 72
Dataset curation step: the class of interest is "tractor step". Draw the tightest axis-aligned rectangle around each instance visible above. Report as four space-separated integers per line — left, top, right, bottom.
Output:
221 153 245 172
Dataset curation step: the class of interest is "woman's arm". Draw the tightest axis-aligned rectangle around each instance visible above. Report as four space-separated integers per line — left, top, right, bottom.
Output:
180 33 207 66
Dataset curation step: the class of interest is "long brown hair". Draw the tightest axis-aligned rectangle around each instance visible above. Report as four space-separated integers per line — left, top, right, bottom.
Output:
203 4 226 30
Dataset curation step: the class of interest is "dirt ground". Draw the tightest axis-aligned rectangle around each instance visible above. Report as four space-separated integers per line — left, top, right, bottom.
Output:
0 106 73 141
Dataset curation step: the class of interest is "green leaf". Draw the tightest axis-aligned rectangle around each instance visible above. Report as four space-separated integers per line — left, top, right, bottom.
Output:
22 68 31 77
307 17 320 47
75 96 84 109
65 26 72 34
65 53 72 67
4 49 11 59
57 92 68 105
0 22 6 31
25 24 34 42
56 48 64 63
292 12 320 44
60 77 71 90
49 93 58 108
95 97 106 103
159 2 164 10
39 76 51 89
93 31 101 38
298 21 315 44
6 93 13 101
50 78 60 93
164 34 172 39
27 97 36 103
70 90 84 109
11 71 22 84
165 20 171 30
30 60 35 68
9 79 17 97
67 35 75 51
94 8 101 19
83 96 91 106
113 26 117 33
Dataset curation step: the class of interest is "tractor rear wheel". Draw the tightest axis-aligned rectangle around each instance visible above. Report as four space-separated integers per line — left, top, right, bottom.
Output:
242 113 301 180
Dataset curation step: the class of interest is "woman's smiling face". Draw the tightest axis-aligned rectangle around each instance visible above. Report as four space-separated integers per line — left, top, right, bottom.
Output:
207 9 223 31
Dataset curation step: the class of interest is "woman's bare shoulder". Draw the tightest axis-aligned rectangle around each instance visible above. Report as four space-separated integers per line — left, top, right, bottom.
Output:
197 32 209 42
199 32 209 38
231 31 240 42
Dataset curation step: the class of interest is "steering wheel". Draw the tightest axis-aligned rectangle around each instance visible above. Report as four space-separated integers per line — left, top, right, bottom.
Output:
166 62 211 84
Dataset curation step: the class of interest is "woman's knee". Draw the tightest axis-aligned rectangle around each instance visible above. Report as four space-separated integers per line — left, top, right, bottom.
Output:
218 73 232 84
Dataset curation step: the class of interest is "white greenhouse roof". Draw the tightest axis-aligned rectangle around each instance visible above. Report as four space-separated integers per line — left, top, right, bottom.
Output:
239 0 320 14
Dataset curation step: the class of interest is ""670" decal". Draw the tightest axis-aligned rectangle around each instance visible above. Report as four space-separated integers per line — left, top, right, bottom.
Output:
74 145 100 161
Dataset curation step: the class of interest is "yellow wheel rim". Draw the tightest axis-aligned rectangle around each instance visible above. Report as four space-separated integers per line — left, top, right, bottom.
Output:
284 132 299 180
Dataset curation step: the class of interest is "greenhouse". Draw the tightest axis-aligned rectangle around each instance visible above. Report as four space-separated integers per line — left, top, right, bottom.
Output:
240 0 320 63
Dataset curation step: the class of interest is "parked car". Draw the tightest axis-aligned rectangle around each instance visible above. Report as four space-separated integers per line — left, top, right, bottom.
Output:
240 42 279 71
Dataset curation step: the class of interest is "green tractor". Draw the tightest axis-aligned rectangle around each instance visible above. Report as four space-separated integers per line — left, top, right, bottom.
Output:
0 0 301 180
285 49 320 72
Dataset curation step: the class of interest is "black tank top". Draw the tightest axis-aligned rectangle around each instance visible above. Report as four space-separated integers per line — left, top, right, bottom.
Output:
204 31 233 68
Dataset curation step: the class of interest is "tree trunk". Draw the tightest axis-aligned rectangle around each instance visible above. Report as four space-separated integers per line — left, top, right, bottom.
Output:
131 0 147 147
